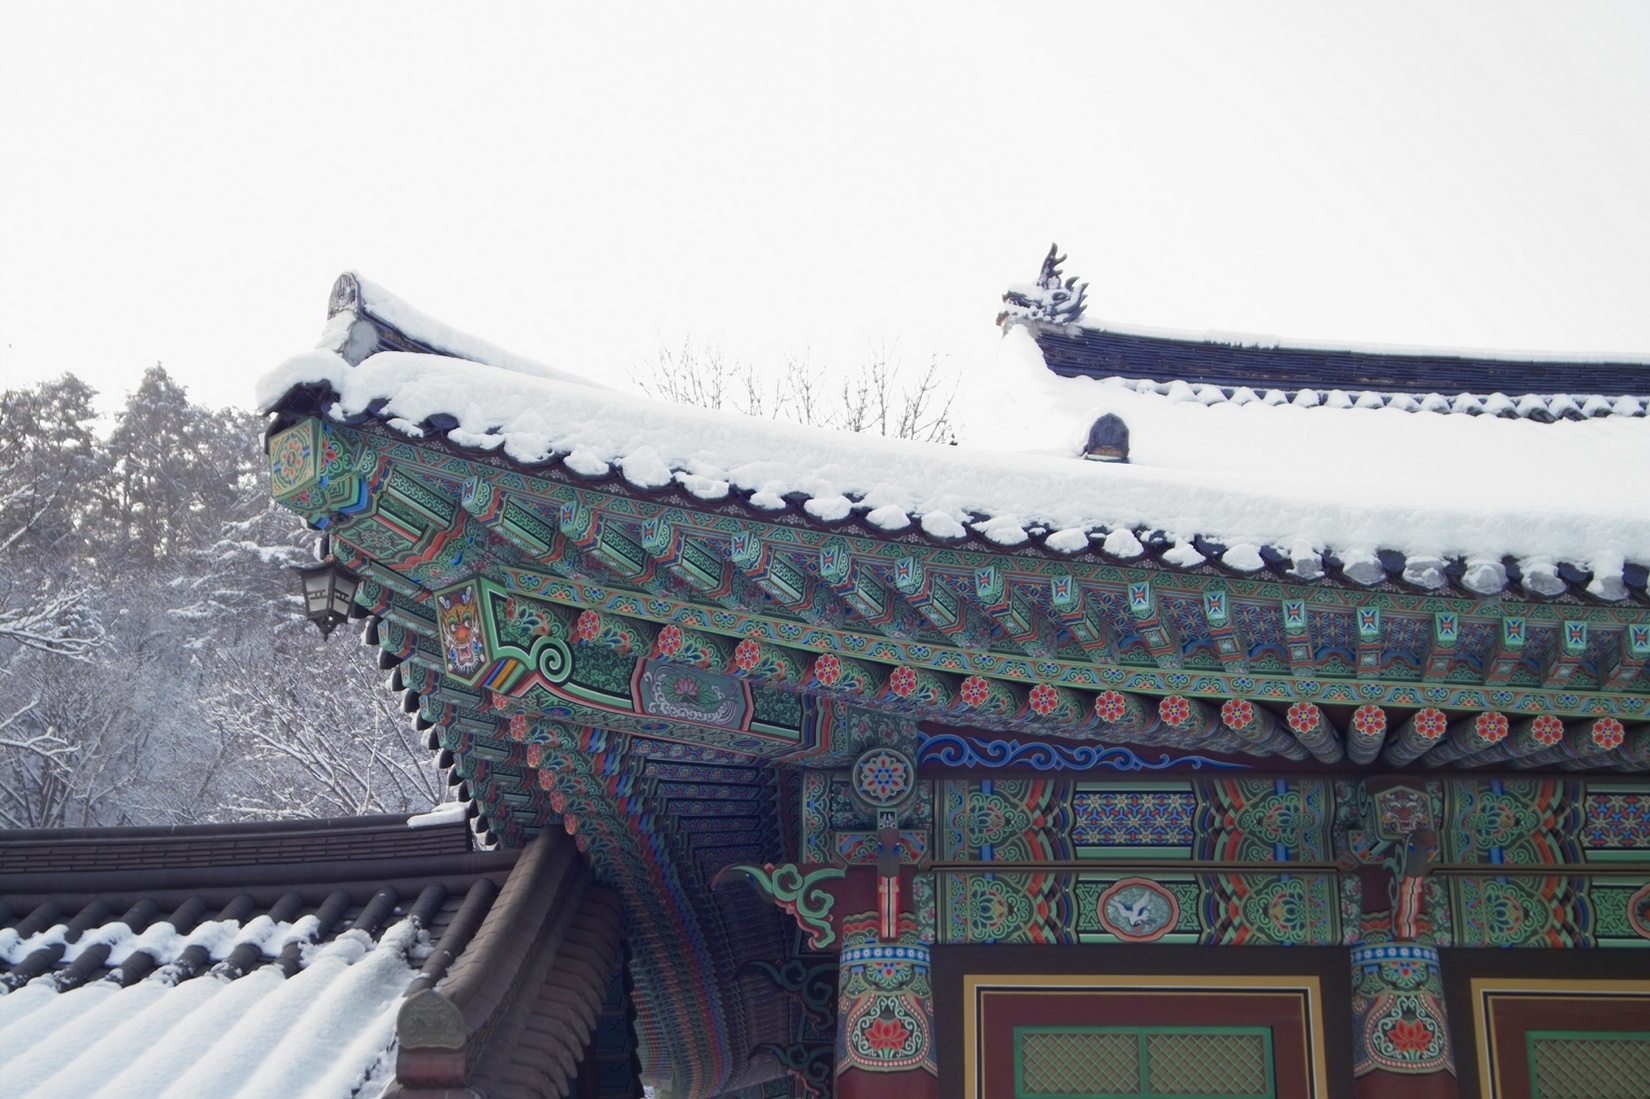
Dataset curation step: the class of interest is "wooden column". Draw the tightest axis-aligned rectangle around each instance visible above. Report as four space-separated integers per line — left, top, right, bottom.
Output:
1351 943 1458 1099
833 867 938 1099
1350 780 1458 1098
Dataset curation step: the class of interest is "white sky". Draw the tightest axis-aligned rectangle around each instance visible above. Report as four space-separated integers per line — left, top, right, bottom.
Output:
2 2 1647 415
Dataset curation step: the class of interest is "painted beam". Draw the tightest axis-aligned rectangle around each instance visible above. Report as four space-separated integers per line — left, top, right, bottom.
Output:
888 556 996 649
1126 579 1185 669
1280 598 1314 675
1420 611 1459 680
1383 708 1451 766
1538 620 1591 687
1282 700 1344 763
1046 574 1117 661
817 537 928 639
969 564 1063 659
1354 606 1384 680
1447 714 1567 768
1347 704 1390 765
1601 623 1650 688
1418 710 1512 767
1200 585 1250 673
1218 698 1310 759
1483 616 1528 685
727 531 847 628
460 478 609 582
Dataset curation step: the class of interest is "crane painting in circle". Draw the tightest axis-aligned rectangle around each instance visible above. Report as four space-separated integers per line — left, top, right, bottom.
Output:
1096 877 1179 942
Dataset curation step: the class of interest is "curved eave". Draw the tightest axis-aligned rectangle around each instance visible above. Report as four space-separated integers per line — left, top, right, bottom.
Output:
265 383 1650 609
1027 317 1650 402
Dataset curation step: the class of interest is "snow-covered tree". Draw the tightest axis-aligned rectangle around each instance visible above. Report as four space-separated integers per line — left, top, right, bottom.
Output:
0 369 441 827
633 340 958 444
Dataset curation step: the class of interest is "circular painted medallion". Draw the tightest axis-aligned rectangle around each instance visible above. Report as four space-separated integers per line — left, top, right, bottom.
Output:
1097 877 1179 942
1629 883 1650 941
851 747 917 811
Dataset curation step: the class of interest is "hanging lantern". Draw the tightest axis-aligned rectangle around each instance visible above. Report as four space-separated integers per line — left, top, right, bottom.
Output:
292 540 361 639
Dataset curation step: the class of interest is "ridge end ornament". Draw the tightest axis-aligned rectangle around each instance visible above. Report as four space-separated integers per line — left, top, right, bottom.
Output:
999 243 1089 327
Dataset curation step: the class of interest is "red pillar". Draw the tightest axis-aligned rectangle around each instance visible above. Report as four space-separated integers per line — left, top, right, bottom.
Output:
833 868 938 1099
1350 943 1458 1099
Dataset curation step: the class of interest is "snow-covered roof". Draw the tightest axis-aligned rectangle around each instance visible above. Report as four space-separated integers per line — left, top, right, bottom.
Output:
257 273 1650 603
1003 247 1650 416
0 812 631 1099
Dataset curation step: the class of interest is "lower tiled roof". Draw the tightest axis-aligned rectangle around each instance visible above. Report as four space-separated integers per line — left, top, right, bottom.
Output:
0 813 641 1099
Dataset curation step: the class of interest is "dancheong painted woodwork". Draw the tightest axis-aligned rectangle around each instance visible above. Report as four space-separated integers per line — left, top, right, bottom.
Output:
258 261 1650 1099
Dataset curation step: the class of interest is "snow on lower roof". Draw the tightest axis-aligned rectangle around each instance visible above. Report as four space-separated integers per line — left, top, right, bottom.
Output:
0 916 416 1099
258 277 1650 599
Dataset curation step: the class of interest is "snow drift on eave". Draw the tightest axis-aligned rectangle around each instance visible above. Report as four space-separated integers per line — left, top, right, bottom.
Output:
257 280 1650 601
0 914 419 1099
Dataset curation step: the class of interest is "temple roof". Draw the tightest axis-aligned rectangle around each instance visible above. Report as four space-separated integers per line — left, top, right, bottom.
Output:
1002 245 1650 411
260 273 1650 604
0 812 640 1099
247 270 1650 1092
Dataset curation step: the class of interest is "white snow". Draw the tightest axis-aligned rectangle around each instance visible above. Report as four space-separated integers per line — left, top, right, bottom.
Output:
0 918 423 1099
802 494 853 522
342 274 601 387
406 802 468 828
617 446 673 489
1060 314 1650 366
257 282 1650 595
1044 528 1089 554
864 504 912 532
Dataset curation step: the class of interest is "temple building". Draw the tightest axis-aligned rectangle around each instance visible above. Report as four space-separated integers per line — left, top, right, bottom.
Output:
5 249 1650 1099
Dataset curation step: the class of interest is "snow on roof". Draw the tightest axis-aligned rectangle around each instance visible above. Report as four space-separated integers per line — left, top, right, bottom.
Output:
259 276 1650 600
1001 247 1650 407
324 271 601 388
0 916 417 1099
1009 302 1650 369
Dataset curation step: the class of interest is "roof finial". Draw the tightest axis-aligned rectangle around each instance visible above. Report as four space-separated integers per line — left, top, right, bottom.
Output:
999 243 1088 326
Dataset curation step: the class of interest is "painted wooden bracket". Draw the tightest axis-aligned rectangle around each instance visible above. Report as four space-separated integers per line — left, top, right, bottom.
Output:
716 862 847 950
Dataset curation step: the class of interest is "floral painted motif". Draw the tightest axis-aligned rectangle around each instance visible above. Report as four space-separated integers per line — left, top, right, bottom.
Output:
959 875 1035 941
1530 714 1566 746
853 748 915 809
1591 717 1626 750
1413 708 1449 741
959 675 989 707
1286 700 1321 734
1159 695 1192 727
888 665 918 698
1350 945 1454 1078
1353 704 1386 737
574 610 601 643
1094 690 1129 723
1221 698 1255 729
733 638 761 672
814 653 842 687
1242 877 1313 941
838 921 936 1078
1472 711 1509 746
267 427 314 496
1028 683 1059 715
655 624 684 658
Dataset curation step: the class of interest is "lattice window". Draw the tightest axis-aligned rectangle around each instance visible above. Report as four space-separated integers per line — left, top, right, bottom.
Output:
1016 1026 1274 1098
1528 1031 1650 1099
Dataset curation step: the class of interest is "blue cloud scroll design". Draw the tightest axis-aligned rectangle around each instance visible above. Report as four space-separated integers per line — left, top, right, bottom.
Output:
916 733 1249 772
